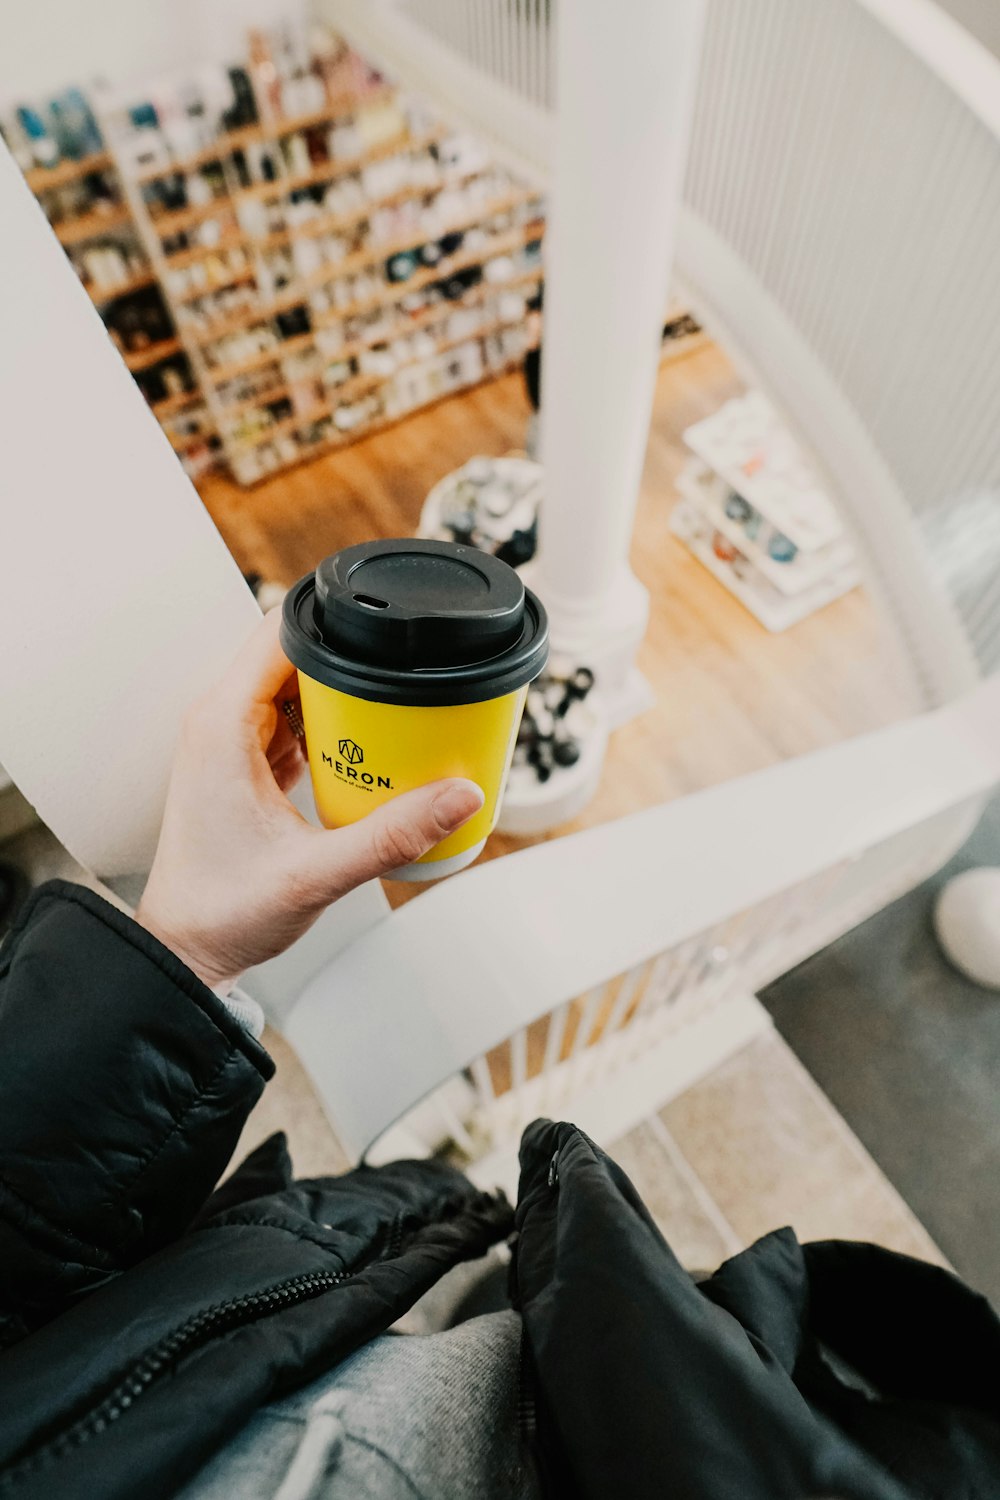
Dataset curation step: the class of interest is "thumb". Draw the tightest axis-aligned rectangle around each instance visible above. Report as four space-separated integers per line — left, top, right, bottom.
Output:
306 778 485 893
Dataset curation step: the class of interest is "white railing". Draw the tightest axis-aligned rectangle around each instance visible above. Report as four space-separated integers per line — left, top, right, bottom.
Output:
296 0 1000 1185
322 0 554 185
323 0 1000 709
287 674 1000 1185
410 0 556 110
451 804 977 1187
680 0 1000 705
4 1 996 1195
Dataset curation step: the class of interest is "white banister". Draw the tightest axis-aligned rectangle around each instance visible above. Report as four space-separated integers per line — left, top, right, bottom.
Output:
860 0 1000 135
287 671 1000 1157
323 0 553 184
324 0 1000 714
4 0 999 1178
680 0 1000 698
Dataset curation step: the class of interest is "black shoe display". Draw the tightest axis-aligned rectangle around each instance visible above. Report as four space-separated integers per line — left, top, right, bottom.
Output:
515 665 595 783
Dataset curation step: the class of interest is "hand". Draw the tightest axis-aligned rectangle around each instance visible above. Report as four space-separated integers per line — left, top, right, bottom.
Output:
135 609 483 990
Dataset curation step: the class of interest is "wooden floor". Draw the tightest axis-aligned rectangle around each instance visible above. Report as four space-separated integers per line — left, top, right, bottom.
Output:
199 343 909 891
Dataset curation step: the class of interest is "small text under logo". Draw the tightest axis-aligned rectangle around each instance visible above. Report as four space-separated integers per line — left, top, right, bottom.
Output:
322 738 392 791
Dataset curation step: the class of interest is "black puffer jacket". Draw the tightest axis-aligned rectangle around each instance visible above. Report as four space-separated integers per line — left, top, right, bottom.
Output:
512 1122 1000 1499
0 883 512 1500
3 881 1000 1500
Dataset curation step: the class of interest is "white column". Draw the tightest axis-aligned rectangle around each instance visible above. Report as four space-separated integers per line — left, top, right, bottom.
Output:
534 0 706 710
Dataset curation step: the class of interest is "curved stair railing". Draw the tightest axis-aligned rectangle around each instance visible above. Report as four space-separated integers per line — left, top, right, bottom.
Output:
288 671 1000 1187
289 0 1000 1179
679 0 1000 709
323 0 1000 707
2 3 999 1187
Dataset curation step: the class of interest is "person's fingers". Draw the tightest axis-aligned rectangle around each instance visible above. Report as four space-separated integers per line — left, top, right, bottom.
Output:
274 676 301 710
216 607 296 719
270 739 306 795
301 779 485 897
266 704 300 767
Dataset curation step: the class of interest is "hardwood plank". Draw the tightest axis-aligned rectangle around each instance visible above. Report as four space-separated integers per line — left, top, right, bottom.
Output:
25 150 112 192
54 203 131 245
123 337 182 372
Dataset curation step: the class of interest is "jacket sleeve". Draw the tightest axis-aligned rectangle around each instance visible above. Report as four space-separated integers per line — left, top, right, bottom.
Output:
0 879 274 1347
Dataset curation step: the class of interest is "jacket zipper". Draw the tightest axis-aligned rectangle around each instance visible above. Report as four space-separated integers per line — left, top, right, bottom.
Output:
517 1324 538 1441
517 1321 551 1492
0 1267 348 1489
514 1152 559 1488
384 1212 405 1260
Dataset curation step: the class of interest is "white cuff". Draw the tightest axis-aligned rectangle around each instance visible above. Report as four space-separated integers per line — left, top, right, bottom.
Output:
213 982 266 1041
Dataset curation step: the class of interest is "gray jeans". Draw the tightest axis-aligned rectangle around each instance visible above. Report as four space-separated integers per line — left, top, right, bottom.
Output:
180 1310 542 1500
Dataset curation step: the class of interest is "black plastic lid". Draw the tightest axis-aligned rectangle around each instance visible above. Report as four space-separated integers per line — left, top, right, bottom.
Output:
281 538 549 706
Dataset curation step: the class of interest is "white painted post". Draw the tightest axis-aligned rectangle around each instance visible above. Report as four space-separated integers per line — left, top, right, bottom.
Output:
533 0 707 719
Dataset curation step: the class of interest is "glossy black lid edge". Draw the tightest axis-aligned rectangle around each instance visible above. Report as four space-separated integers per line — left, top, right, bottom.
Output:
314 538 527 671
281 572 549 707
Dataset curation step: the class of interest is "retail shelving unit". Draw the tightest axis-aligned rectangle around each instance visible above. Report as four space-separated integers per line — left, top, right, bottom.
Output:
6 33 548 488
13 29 711 491
670 392 860 631
99 42 547 486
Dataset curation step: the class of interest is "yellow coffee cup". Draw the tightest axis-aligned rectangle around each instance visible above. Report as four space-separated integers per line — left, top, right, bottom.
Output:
280 538 548 879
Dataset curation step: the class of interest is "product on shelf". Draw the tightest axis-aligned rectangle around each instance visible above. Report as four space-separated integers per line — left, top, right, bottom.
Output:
191 160 542 481
1 88 104 173
661 308 703 353
115 22 544 482
514 664 596 783
420 454 542 564
671 392 860 631
9 20 546 486
104 284 175 354
66 228 150 295
654 297 708 366
683 391 844 552
417 453 597 792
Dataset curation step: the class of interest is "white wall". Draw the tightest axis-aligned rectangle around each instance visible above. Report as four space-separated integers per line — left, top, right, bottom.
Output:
0 0 306 106
0 140 263 873
0 2 191 103
936 0 1000 58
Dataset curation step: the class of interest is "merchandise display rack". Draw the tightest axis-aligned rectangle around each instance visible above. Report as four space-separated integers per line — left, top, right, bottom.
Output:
8 26 711 490
671 393 860 631
5 27 548 487
97 30 548 487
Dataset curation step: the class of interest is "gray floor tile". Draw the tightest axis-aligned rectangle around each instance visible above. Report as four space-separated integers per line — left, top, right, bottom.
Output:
609 1119 739 1270
763 794 1000 1301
